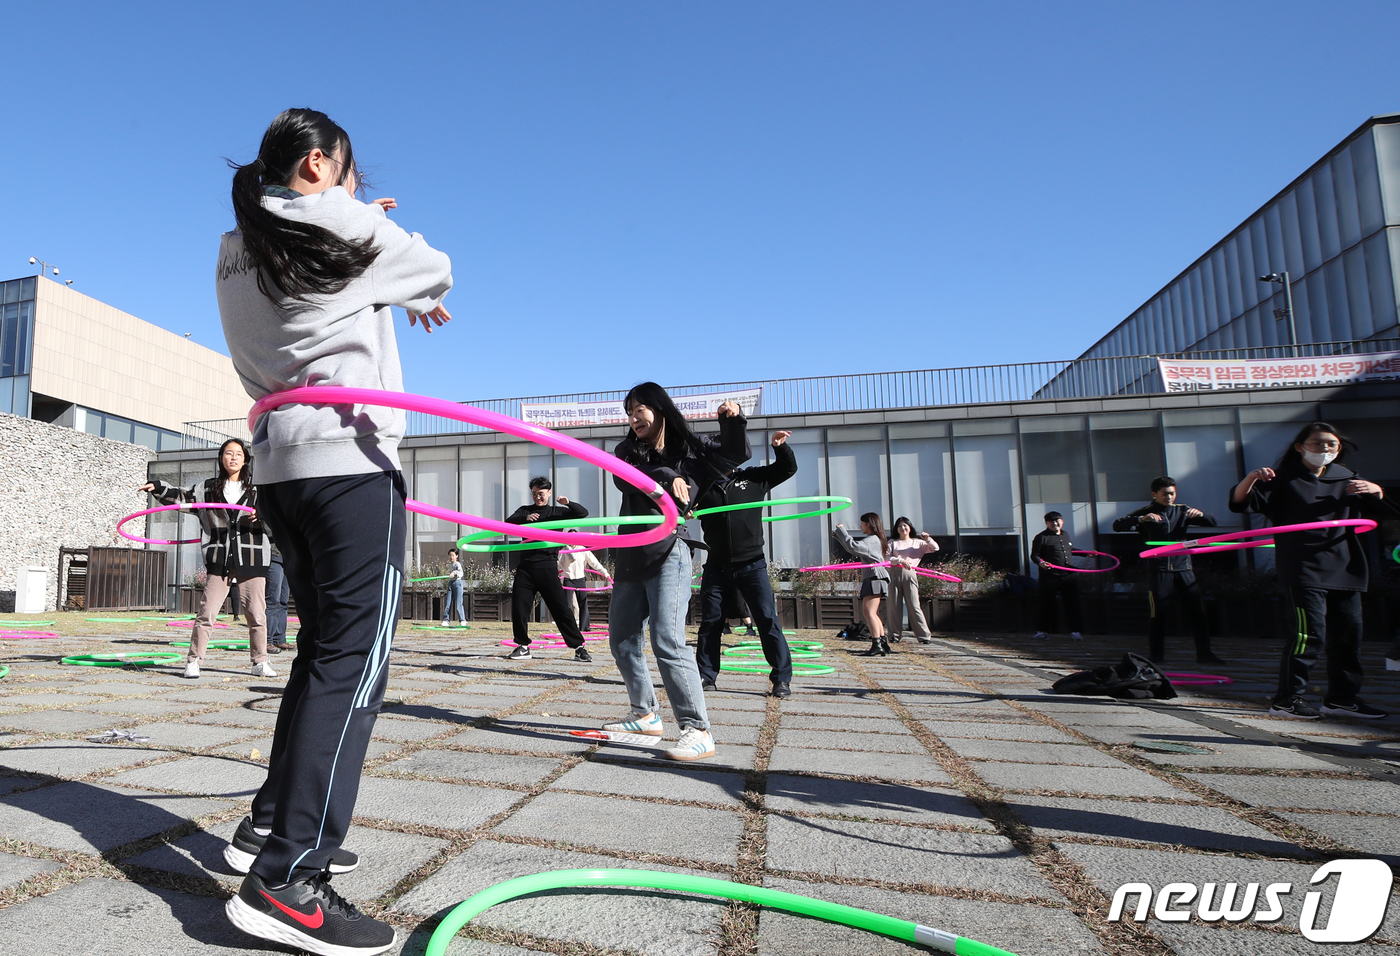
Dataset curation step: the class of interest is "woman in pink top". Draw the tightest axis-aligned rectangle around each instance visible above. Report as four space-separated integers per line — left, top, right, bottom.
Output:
885 516 939 644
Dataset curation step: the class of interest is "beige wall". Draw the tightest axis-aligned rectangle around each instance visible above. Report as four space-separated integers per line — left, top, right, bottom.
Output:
28 280 251 433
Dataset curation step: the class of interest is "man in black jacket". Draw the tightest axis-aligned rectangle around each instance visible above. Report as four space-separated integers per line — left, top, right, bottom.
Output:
1030 512 1082 641
694 430 797 697
1113 476 1226 665
505 477 590 661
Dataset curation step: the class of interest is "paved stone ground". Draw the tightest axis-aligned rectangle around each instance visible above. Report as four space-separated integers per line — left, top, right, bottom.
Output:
1 615 1399 955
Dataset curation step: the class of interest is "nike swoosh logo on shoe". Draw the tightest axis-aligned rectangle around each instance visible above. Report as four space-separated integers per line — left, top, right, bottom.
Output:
259 891 325 928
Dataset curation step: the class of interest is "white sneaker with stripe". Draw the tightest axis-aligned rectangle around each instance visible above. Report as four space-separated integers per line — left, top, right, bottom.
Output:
601 712 664 737
665 727 716 761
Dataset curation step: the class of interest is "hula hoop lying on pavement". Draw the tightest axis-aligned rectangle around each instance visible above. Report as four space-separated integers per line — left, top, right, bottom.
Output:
249 386 680 551
165 620 229 629
722 660 835 675
724 646 822 660
141 615 195 621
1038 550 1120 573
62 652 183 667
424 868 1020 956
117 502 257 545
1164 671 1234 686
85 617 145 623
1140 519 1377 559
800 561 963 583
0 631 59 639
0 665 8 680
691 495 853 523
169 640 251 651
4 620 56 627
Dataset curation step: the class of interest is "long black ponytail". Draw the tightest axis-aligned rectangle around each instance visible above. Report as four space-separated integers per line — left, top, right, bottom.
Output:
230 108 379 301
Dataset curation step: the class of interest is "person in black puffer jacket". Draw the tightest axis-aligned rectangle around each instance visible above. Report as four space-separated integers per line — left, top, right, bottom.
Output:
1030 511 1082 641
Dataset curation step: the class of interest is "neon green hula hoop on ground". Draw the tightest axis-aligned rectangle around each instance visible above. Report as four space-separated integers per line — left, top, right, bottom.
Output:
62 652 183 667
0 665 8 680
692 495 852 522
457 514 672 553
722 660 835 675
424 868 1019 956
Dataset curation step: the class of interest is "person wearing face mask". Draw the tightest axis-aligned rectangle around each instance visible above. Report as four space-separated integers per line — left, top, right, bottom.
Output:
1113 476 1224 665
1231 422 1388 721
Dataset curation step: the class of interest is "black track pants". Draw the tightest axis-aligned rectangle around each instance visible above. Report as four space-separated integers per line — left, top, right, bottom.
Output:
1147 568 1211 659
248 471 405 884
1037 571 1082 633
511 560 583 647
1275 586 1364 705
696 556 793 685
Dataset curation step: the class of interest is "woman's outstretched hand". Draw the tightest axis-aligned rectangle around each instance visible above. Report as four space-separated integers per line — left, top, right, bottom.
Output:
408 303 452 334
137 483 155 493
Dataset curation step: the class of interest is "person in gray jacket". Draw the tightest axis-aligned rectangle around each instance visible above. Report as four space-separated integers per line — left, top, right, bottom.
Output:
834 513 892 656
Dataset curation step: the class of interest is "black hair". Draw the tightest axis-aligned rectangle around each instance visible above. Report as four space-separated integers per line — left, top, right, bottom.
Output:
448 548 458 557
861 512 888 556
230 108 379 301
891 516 917 538
1150 477 1177 493
622 382 711 463
1276 421 1354 471
528 476 552 491
213 438 252 502
1043 511 1063 522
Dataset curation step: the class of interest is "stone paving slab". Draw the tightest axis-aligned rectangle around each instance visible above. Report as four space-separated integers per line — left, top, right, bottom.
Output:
0 782 230 853
757 876 1101 956
0 739 169 777
374 716 462 741
118 722 262 751
975 761 1197 799
943 737 1127 767
1142 923 1398 955
764 773 992 828
354 776 521 830
1005 794 1306 855
109 755 269 798
1184 773 1400 812
0 709 133 734
444 723 597 756
778 715 913 734
764 815 1061 899
549 759 747 805
0 849 61 891
774 729 927 754
393 839 723 956
495 790 743 865
766 746 948 783
0 773 43 797
912 719 1076 742
781 700 898 717
590 739 759 772
186 708 280 730
0 693 103 708
1130 740 1343 771
375 749 564 787
82 698 208 717
1275 810 1400 863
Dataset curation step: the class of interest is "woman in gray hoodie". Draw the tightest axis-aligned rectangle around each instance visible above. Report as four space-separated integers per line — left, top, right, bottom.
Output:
833 513 892 656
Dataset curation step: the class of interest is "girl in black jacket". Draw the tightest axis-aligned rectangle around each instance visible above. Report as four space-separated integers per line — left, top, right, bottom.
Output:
140 439 274 679
1229 422 1387 720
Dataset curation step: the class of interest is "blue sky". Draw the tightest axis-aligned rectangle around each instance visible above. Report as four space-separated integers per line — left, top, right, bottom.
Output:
5 2 1399 404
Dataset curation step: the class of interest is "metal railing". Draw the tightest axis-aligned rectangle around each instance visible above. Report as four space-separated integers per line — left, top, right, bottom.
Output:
182 337 1397 445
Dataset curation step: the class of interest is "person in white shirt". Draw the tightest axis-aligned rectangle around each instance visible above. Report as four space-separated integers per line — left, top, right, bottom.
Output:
558 531 609 632
885 516 939 644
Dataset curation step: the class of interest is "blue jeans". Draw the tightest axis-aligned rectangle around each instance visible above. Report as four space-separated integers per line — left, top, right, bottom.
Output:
266 555 291 645
697 556 792 684
442 579 465 624
608 543 708 731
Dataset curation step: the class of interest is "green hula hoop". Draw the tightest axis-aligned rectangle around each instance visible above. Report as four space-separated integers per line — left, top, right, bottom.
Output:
1146 540 1273 549
725 647 823 659
62 652 183 667
458 514 673 553
692 495 852 523
84 617 145 623
143 614 195 620
734 639 824 650
4 620 56 627
168 640 251 651
722 660 835 675
0 665 9 680
1392 543 1400 565
424 868 1018 956
412 575 451 582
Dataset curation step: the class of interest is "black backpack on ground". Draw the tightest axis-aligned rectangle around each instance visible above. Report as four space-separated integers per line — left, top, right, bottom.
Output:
836 620 870 641
1051 652 1177 700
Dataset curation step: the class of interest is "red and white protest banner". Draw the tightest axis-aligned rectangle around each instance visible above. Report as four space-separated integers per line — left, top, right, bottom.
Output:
521 387 762 429
1157 352 1400 392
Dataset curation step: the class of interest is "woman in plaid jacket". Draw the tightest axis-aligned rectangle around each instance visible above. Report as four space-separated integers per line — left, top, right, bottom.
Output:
141 438 275 679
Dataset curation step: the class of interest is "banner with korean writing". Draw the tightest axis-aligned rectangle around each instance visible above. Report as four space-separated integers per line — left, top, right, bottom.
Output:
521 386 763 429
1157 352 1400 392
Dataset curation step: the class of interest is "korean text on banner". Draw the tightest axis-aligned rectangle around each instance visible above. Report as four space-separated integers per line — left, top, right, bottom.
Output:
522 387 763 429
1157 352 1400 392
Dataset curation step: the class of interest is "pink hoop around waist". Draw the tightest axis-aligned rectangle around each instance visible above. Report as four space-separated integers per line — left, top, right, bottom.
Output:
1039 550 1121 573
799 561 962 583
117 502 258 545
248 386 678 551
1140 519 1377 559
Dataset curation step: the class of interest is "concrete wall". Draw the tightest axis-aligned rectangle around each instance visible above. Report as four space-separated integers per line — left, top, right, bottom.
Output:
0 412 155 612
29 279 250 434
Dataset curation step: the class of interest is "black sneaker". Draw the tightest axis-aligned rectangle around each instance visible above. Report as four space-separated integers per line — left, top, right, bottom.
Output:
226 869 395 956
507 645 532 660
1321 699 1388 720
701 679 718 692
223 817 359 875
771 681 792 699
573 647 593 663
1268 698 1321 720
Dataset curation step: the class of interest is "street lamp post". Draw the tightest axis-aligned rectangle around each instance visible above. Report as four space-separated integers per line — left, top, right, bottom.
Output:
1259 272 1297 356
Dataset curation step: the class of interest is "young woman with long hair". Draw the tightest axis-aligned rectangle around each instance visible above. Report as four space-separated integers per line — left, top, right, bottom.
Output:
140 438 273 678
885 515 939 644
833 512 892 656
601 382 750 761
1230 421 1387 721
215 108 452 956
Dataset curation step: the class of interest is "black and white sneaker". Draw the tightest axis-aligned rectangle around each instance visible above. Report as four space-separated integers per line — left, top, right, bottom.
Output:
573 647 592 662
226 869 395 956
1268 697 1321 720
507 645 532 660
1321 699 1389 720
223 817 358 875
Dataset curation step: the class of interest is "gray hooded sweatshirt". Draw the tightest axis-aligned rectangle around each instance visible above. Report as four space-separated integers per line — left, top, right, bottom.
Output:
215 187 453 484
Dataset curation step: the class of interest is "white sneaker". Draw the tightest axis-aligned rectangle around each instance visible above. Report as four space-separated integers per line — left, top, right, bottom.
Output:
184 659 200 679
1070 632 1083 641
251 660 277 678
1387 658 1400 672
602 712 664 736
1032 631 1048 640
665 727 716 761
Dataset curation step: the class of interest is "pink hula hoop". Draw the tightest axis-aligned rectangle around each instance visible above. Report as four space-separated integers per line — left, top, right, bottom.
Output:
561 567 613 592
117 502 257 545
1164 671 1234 686
799 561 962 583
249 386 679 551
1139 519 1377 559
1040 550 1121 573
165 620 229 629
1 631 59 639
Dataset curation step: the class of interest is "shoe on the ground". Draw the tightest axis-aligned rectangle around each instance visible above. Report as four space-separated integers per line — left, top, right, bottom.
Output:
226 868 395 956
1070 632 1083 641
573 647 592 663
266 644 283 655
223 817 359 875
701 679 717 691
184 660 200 679
251 660 277 678
665 726 716 761
602 712 664 736
916 637 934 645
1032 631 1048 640
506 645 532 660
1196 653 1231 665
742 625 758 636
1321 699 1388 720
1269 697 1321 720
771 681 792 698
440 621 449 627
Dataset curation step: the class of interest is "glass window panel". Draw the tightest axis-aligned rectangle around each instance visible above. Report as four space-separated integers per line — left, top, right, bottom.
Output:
1089 412 1164 533
826 437 887 534
1313 161 1341 262
13 376 29 417
1019 415 1092 566
1344 244 1373 339
0 303 16 377
132 424 159 451
602 440 624 520
888 422 947 439
554 441 603 523
1320 400 1400 483
1353 131 1386 236
953 432 1020 533
768 429 828 569
1223 235 1244 319
1239 404 1320 474
1163 410 1241 529
158 431 184 451
1375 123 1400 226
1323 258 1349 342
105 417 133 443
889 433 953 537
1332 145 1363 249
1263 204 1286 276
16 301 33 375
413 447 457 534
1295 177 1322 271
1237 227 1259 312
506 444 552 511
20 277 35 299
1278 191 1305 277
0 378 11 415
459 444 504 525
952 419 1014 436
1293 274 1320 344
1365 231 1398 336
1 281 14 305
